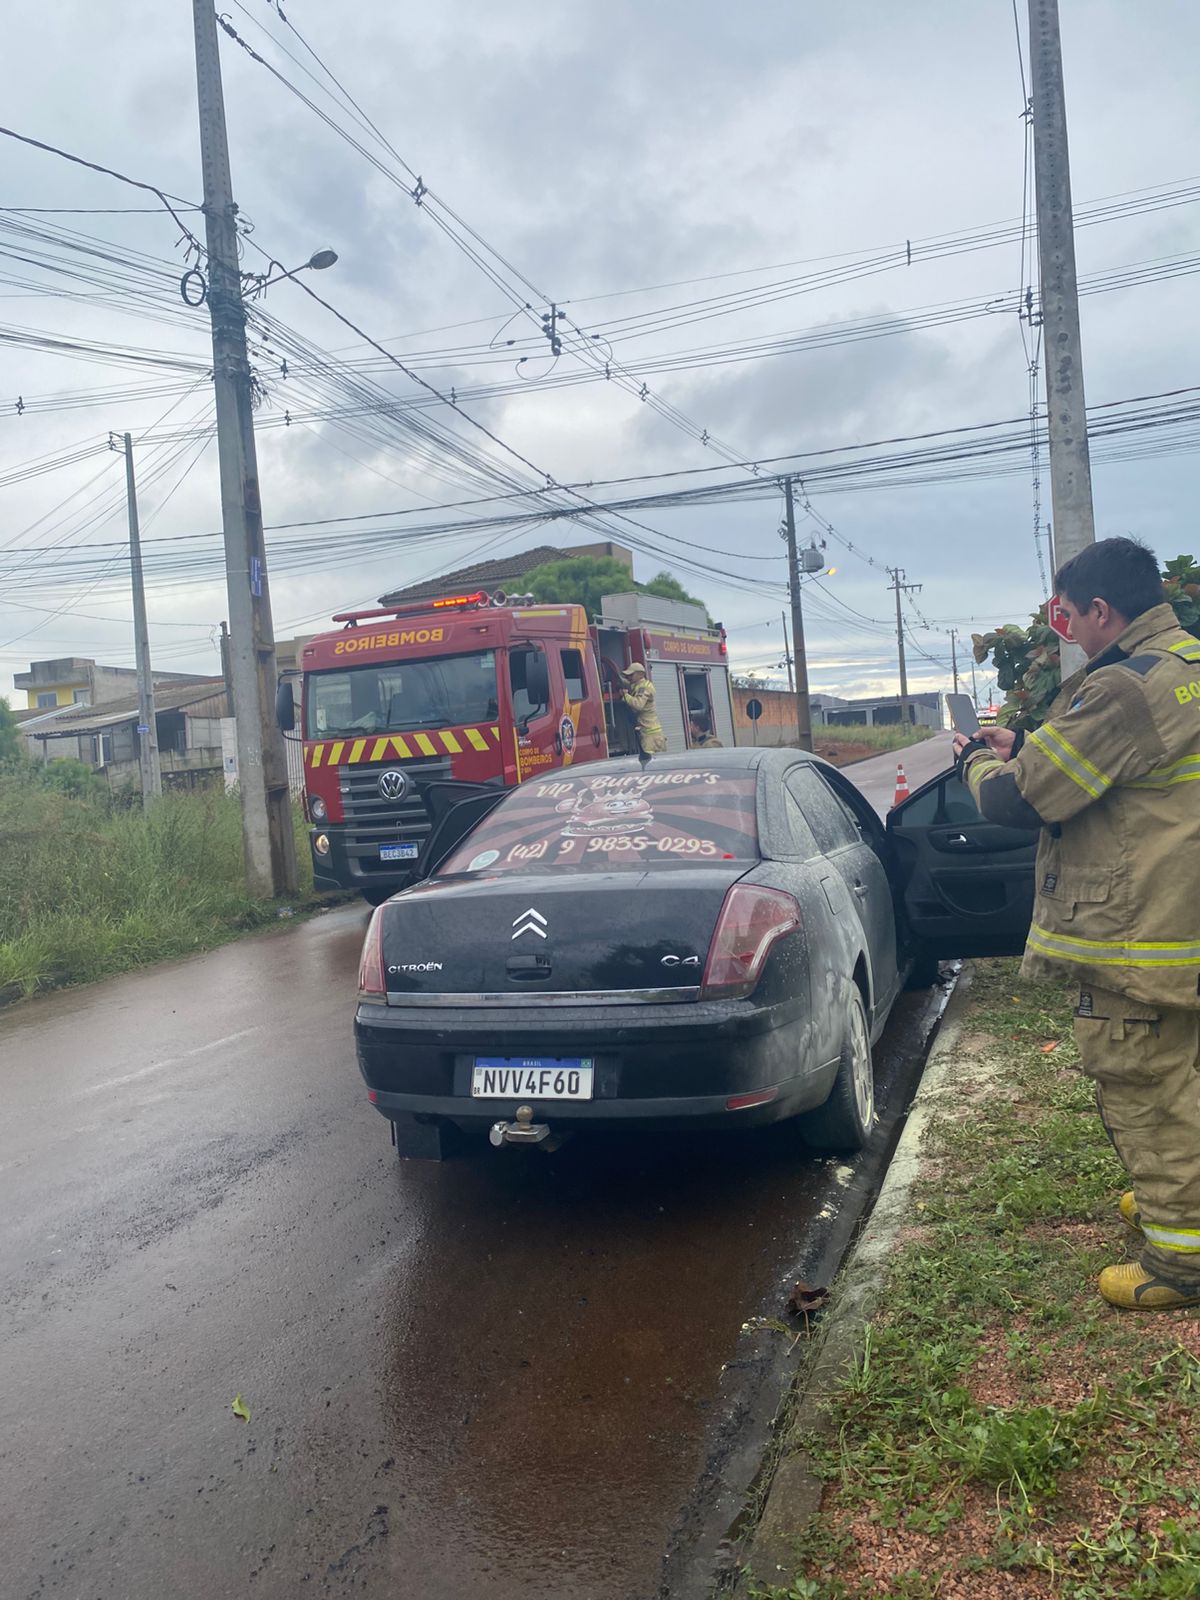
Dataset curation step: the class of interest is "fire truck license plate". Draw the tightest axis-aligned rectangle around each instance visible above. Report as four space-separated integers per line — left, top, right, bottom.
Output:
471 1058 595 1100
379 843 419 861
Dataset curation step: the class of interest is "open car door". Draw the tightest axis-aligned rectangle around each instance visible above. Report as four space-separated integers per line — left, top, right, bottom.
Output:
886 767 1037 960
417 783 508 881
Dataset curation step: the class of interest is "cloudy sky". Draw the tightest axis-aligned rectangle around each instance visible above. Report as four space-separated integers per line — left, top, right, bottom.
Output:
3 0 1198 708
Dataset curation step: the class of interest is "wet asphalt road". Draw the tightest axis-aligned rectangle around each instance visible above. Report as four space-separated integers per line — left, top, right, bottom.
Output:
843 732 955 814
0 748 952 1600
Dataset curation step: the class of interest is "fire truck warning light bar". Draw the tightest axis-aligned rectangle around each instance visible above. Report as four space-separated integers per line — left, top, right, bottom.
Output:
332 590 538 626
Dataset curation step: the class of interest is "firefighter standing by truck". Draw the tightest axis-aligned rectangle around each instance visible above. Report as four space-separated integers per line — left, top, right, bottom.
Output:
620 662 668 762
954 538 1200 1311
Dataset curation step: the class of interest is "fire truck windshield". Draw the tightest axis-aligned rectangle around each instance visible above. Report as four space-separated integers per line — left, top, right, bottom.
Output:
306 651 498 736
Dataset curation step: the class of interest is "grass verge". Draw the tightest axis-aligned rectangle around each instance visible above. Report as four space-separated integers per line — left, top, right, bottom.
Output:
0 770 325 1001
747 959 1200 1600
818 724 936 755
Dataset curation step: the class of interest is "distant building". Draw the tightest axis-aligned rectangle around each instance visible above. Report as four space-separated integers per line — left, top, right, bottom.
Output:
822 692 943 730
732 687 943 746
14 656 210 712
19 679 231 791
377 541 634 607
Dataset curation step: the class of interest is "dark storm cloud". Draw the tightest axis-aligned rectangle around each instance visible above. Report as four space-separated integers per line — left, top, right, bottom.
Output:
3 0 1200 699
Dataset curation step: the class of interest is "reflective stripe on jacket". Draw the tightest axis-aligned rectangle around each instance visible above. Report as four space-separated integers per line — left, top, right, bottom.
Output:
964 604 1200 1008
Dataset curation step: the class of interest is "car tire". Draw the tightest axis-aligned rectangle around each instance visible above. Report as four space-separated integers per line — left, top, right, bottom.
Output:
904 950 940 990
799 986 876 1154
361 886 394 907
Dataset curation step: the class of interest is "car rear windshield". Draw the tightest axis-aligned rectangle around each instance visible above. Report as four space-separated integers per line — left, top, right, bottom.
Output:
441 767 759 875
306 651 498 737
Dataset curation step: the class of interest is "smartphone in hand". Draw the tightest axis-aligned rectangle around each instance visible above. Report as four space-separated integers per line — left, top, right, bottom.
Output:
945 693 981 737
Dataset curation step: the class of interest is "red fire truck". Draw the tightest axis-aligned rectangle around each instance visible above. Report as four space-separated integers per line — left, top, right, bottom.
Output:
277 588 736 902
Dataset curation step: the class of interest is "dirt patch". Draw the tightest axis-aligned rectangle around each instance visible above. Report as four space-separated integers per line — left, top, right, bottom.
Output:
813 740 874 767
830 1484 1057 1600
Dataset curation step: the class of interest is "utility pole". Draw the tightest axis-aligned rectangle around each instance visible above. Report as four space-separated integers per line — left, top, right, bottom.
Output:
970 658 980 709
1029 0 1094 676
193 0 297 897
122 433 162 807
949 628 960 694
888 569 921 728
780 610 795 694
782 478 813 752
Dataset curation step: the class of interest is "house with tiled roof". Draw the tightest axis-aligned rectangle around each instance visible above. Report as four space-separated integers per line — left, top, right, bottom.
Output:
377 541 633 606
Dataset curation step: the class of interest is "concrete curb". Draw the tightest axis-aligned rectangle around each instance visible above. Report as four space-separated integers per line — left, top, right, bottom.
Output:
735 964 982 1590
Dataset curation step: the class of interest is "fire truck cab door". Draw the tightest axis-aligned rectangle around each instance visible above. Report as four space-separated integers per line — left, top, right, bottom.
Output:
509 642 560 775
556 641 606 761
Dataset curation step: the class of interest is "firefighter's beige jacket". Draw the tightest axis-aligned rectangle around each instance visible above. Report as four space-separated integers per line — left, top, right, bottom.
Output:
621 676 668 754
964 604 1200 1009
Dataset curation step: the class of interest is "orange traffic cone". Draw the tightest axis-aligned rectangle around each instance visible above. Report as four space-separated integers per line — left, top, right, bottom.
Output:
891 762 910 808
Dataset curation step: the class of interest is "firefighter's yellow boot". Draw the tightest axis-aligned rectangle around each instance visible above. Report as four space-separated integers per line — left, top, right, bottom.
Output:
1097 1263 1200 1311
1119 1191 1142 1234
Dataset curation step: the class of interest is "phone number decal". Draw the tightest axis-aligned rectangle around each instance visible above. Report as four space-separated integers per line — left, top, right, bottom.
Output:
584 835 718 855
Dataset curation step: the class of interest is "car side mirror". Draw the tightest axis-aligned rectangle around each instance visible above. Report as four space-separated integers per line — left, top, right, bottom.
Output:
275 678 295 732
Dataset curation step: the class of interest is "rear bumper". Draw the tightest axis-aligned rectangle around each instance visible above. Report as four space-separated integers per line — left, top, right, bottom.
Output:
354 995 837 1132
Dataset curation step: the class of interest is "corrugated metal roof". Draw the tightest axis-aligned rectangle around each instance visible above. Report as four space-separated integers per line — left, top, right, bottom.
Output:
27 678 229 737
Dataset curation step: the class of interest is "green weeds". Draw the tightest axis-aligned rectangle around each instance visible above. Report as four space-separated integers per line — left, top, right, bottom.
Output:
0 771 315 999
815 724 936 758
747 960 1200 1599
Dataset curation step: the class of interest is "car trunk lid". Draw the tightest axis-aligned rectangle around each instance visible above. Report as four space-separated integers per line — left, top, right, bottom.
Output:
380 868 748 1000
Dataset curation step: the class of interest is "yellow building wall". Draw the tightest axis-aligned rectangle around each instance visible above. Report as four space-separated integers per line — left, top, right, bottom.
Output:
26 683 87 710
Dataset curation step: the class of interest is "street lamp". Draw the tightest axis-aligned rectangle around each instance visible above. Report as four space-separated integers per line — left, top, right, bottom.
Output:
247 249 339 297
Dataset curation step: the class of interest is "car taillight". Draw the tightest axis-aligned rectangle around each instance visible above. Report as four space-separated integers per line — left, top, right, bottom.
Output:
701 885 800 1000
357 908 387 1001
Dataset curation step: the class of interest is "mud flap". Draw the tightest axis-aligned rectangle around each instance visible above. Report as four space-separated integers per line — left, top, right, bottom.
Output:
390 1113 455 1161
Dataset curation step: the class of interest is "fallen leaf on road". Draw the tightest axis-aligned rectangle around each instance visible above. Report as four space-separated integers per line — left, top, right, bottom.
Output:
787 1279 830 1317
231 1395 251 1422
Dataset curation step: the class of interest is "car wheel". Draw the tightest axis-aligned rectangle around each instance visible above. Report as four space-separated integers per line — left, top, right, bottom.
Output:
361 886 394 907
799 986 876 1154
904 950 941 990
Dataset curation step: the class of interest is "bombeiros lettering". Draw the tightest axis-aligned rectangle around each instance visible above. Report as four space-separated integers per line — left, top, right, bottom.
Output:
334 627 445 655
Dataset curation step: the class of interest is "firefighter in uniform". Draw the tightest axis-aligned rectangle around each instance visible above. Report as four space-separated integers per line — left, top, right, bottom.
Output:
955 538 1200 1311
620 663 668 762
689 713 723 749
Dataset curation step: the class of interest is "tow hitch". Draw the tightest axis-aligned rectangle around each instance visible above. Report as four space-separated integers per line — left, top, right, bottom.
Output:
489 1104 566 1151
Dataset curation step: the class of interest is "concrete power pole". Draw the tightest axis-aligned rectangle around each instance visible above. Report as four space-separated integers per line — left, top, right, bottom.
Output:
782 478 814 752
888 568 921 728
193 0 297 896
949 628 960 694
780 611 795 694
1029 0 1095 678
122 434 162 807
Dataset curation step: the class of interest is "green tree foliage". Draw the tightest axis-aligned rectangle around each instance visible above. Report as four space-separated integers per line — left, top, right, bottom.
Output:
523 555 708 623
639 569 706 609
0 697 20 766
973 553 1200 731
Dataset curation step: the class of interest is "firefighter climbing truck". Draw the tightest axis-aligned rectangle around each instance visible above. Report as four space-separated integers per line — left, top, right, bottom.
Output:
277 588 736 902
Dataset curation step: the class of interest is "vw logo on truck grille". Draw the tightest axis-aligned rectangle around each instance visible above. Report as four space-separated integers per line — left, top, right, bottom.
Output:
378 768 409 802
